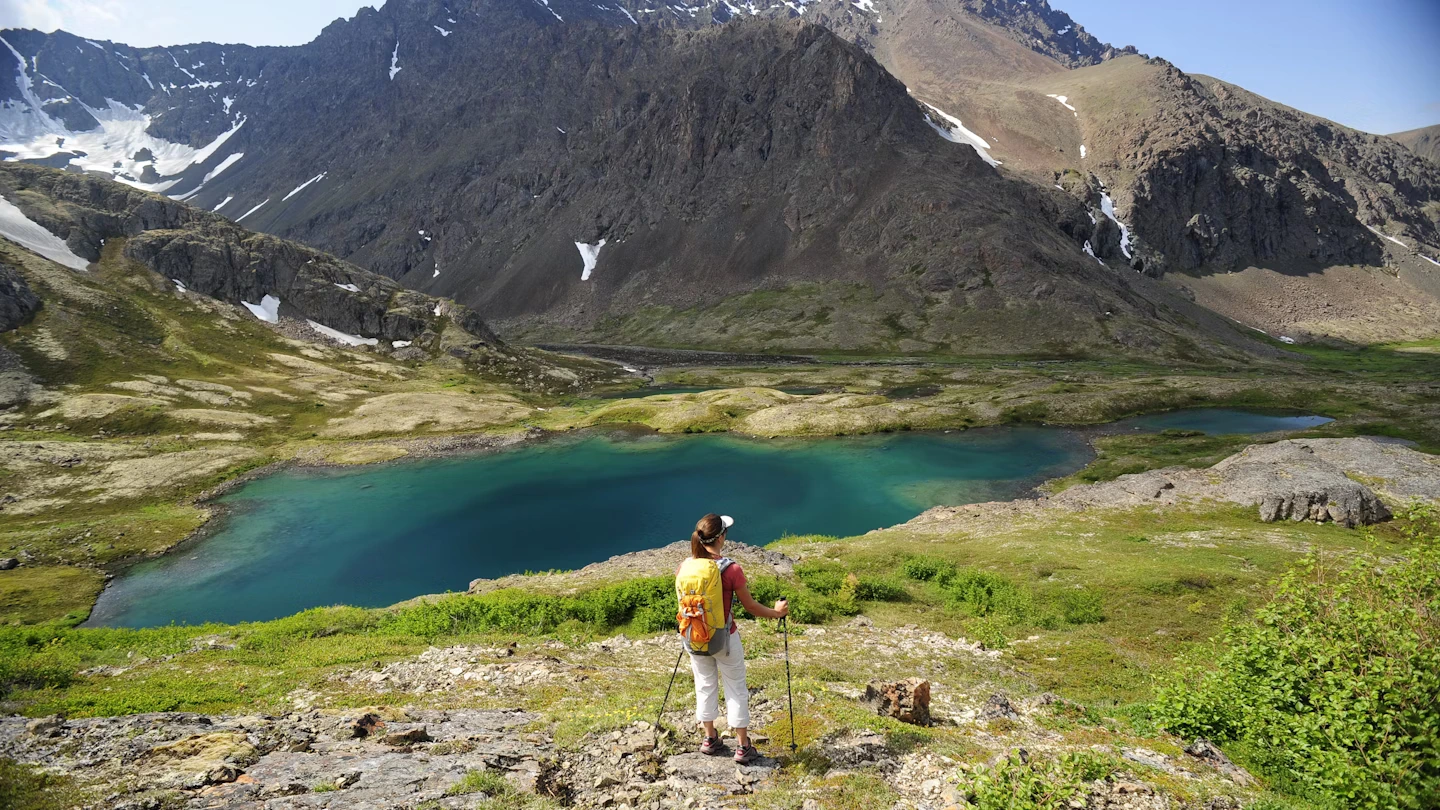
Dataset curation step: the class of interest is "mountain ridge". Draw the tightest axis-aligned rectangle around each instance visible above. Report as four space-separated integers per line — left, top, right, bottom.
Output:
3 0 1438 352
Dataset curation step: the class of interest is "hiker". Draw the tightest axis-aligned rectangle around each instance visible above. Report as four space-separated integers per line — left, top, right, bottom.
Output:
675 513 788 764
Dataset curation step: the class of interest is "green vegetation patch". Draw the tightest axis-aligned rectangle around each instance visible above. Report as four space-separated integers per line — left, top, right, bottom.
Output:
1153 505 1440 809
1046 431 1255 492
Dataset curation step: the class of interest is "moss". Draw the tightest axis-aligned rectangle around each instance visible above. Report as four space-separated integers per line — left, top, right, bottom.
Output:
0 566 106 626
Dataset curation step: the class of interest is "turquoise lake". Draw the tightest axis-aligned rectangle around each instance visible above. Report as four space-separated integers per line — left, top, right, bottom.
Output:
86 408 1331 628
87 427 1090 627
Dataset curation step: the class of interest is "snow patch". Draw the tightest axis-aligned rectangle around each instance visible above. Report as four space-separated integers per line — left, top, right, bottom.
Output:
213 195 234 212
236 199 269 222
1422 255 1440 267
283 172 327 201
1080 144 1086 159
918 101 1000 167
174 152 244 201
1046 93 1077 112
389 41 402 80
1278 336 1297 345
576 239 606 280
434 25 453 36
1366 226 1407 248
334 282 361 293
433 262 440 278
0 50 248 199
1081 240 1104 266
172 278 186 291
307 319 377 347
1098 191 1133 259
0 193 91 270
241 294 281 323
393 340 412 348
532 0 564 21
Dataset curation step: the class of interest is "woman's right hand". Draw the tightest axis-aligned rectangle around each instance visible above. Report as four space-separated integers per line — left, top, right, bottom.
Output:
774 599 789 619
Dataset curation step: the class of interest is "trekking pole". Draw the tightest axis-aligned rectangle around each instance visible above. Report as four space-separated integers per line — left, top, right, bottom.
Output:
781 614 797 754
653 644 685 754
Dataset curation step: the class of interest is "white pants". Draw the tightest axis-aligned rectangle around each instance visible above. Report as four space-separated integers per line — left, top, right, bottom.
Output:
689 630 750 730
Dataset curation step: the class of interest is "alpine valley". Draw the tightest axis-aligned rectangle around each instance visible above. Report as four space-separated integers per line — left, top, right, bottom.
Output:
1 2 1438 810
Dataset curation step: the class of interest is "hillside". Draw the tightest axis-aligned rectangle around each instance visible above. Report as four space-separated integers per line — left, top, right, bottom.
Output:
1392 123 1440 164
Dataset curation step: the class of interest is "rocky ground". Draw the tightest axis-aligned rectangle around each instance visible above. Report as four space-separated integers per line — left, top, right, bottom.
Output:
0 617 1259 809
908 437 1439 534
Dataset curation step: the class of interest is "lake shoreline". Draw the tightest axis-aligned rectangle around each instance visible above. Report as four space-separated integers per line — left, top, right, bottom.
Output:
79 403 1338 628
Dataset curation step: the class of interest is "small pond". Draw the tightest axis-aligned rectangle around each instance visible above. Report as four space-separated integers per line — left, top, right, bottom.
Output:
1107 408 1333 435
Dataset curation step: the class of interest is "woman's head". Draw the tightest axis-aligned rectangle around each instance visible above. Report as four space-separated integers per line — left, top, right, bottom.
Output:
690 513 729 558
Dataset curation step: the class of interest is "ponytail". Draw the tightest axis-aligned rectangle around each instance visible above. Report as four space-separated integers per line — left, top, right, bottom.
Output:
690 513 725 558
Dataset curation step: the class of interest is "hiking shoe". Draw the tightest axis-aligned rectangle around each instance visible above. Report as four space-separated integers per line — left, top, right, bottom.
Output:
734 744 761 764
699 736 727 756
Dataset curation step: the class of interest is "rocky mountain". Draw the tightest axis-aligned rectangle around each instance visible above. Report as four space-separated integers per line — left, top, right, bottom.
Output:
3 0 1438 351
1392 124 1440 164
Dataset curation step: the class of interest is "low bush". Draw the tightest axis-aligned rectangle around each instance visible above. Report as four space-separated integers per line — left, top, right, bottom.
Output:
1153 504 1440 809
958 750 1119 809
945 569 1031 619
1059 589 1105 625
381 577 673 638
795 561 849 595
902 554 958 584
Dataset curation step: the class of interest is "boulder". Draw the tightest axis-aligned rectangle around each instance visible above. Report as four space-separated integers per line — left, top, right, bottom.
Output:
863 678 931 726
1185 738 1254 785
978 692 1019 721
0 557 19 570
0 262 41 333
381 725 431 746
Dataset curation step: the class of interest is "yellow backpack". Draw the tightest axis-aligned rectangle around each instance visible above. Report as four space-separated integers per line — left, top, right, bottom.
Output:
675 557 733 656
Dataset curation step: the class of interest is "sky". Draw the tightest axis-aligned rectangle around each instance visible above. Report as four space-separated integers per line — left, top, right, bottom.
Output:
1056 0 1440 135
1 0 1436 134
0 0 375 48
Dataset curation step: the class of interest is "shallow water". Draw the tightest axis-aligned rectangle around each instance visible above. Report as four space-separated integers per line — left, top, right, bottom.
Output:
87 427 1091 627
1108 408 1332 435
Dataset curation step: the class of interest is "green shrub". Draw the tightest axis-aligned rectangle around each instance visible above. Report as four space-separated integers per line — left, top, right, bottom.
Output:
1153 508 1440 809
795 561 849 595
945 569 1030 619
381 577 673 638
902 555 957 584
959 751 1119 809
854 576 908 603
1059 589 1106 625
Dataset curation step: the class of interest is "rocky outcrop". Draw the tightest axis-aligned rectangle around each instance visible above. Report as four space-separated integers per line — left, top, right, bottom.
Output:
0 260 40 332
910 437 1438 530
0 164 500 349
1052 438 1416 527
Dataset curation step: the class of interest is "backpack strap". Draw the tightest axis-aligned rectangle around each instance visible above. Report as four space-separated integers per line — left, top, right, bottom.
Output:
717 557 735 572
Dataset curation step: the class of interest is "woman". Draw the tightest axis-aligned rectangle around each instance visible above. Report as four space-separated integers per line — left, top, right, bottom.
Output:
679 513 788 764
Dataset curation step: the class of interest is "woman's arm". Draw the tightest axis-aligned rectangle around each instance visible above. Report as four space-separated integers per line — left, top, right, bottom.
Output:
735 582 788 620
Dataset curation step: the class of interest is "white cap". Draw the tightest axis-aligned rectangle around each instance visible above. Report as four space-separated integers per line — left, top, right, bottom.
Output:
720 515 735 529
